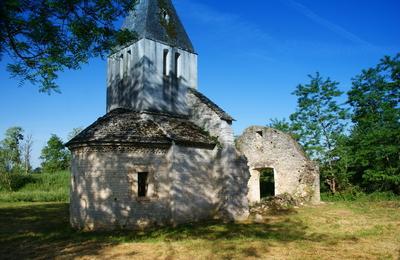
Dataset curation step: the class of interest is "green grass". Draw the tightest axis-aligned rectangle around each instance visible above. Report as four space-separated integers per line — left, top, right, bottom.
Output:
0 201 399 259
321 191 400 202
0 171 69 202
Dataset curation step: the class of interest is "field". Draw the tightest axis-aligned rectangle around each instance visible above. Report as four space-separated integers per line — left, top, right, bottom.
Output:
0 200 399 259
0 171 69 202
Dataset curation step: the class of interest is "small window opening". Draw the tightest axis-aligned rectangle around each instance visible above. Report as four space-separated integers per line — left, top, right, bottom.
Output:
256 130 263 137
259 168 275 198
163 49 169 76
119 53 124 78
162 9 170 24
174 53 180 78
138 172 148 197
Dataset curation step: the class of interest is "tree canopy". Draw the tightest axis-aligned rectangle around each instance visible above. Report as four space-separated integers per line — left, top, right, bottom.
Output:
347 54 400 193
0 0 138 93
40 134 70 173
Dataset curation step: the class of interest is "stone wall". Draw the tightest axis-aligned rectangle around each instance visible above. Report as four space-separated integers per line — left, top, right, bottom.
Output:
70 144 226 230
187 91 250 221
107 39 198 115
236 126 320 204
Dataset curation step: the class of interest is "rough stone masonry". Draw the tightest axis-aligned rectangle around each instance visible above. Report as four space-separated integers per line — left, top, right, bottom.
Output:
236 126 320 205
66 0 320 231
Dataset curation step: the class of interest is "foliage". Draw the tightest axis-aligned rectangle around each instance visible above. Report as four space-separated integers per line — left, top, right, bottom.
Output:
290 73 348 161
267 118 294 135
0 171 69 202
0 0 138 93
321 190 400 202
40 135 71 173
346 54 400 193
0 127 24 173
289 73 349 193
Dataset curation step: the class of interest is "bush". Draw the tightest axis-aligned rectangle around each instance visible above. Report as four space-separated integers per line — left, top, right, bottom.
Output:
322 189 400 202
0 171 69 202
0 173 36 191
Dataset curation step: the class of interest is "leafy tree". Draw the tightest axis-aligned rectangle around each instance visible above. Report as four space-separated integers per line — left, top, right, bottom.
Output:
267 118 293 135
0 127 24 173
40 135 70 173
347 53 400 193
289 73 349 193
0 0 138 93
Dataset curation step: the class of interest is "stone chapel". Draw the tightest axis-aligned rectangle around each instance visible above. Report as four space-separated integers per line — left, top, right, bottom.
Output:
66 0 319 231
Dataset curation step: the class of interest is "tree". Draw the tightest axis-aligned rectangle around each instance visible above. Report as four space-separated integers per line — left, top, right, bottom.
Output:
289 73 349 193
0 127 24 173
22 134 33 174
40 134 70 173
0 0 138 93
267 118 293 135
347 53 400 193
68 127 83 141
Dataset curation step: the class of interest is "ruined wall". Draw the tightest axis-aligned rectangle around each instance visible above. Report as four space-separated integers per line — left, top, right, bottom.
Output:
236 126 320 204
187 91 250 221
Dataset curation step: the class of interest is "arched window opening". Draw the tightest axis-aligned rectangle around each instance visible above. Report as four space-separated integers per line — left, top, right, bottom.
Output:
163 49 169 76
174 52 180 78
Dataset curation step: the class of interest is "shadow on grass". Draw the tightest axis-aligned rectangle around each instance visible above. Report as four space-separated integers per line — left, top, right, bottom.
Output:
0 203 338 259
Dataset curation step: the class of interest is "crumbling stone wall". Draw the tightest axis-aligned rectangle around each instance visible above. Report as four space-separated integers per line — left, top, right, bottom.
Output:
236 126 320 204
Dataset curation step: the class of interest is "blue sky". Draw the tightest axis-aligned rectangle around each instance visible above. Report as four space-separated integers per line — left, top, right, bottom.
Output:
1 0 399 168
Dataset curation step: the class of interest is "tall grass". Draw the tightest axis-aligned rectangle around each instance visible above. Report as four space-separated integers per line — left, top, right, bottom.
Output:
0 171 69 202
321 191 400 202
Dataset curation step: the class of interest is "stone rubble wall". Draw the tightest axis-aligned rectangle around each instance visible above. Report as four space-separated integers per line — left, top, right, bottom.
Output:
236 126 320 204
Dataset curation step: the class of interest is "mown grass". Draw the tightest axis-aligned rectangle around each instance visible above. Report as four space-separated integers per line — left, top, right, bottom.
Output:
0 171 69 202
0 200 399 259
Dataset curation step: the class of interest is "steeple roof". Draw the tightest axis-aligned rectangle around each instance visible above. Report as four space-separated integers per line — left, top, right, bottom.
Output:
122 0 195 53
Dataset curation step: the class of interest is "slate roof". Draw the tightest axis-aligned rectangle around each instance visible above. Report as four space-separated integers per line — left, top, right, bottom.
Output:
122 0 195 53
188 88 235 122
66 109 216 149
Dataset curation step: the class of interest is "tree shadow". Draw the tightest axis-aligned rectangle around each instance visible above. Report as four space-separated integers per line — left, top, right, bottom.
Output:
0 202 348 259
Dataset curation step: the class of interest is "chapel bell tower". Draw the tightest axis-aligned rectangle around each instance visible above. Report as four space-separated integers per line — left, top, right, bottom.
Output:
106 0 198 115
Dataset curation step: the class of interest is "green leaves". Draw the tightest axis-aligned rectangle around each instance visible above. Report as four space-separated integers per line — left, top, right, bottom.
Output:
40 135 70 173
0 127 24 174
290 72 348 162
347 54 400 193
0 0 138 93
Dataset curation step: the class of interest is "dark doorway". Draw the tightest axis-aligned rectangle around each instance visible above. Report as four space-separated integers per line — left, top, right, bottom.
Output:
259 168 275 198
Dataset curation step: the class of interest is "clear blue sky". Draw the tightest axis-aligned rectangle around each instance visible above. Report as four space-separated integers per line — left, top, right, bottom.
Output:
1 0 399 168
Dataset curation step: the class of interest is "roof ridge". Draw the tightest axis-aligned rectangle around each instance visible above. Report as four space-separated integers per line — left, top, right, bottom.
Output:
188 88 235 122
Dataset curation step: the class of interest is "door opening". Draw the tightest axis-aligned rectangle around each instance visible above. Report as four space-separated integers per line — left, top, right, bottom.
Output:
259 168 275 198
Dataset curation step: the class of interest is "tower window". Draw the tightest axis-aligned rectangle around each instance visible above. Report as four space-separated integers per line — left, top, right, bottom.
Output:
163 49 169 76
119 53 124 78
175 53 180 78
162 9 170 24
138 172 148 197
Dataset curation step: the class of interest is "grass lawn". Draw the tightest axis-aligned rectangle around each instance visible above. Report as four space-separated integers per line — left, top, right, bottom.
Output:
0 201 399 259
